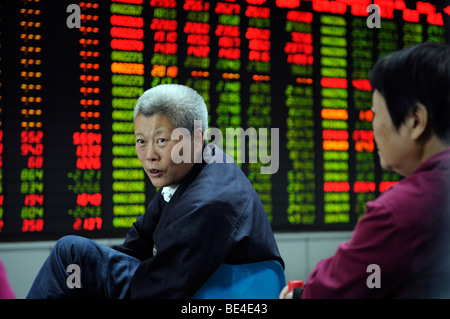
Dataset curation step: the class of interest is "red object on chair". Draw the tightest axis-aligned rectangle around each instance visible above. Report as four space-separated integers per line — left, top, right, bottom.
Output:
288 280 304 292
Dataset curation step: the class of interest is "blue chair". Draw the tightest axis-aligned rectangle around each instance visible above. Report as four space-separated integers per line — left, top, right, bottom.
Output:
192 260 286 299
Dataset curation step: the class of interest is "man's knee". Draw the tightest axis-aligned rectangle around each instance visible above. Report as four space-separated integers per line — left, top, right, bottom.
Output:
52 235 92 259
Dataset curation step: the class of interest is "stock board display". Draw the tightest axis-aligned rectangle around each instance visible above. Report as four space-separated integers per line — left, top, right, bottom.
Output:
0 0 448 241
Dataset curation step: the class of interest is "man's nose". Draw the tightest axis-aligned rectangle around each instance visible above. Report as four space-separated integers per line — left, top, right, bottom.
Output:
146 143 160 161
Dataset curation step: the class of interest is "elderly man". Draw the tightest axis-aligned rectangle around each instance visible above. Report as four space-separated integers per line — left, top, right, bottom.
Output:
27 84 283 299
281 42 450 299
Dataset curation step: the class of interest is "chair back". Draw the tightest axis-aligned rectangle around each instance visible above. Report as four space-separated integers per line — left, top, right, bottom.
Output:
192 260 286 299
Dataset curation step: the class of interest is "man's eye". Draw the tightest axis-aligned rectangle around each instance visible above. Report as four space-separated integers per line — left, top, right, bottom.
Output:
157 138 168 145
136 139 145 145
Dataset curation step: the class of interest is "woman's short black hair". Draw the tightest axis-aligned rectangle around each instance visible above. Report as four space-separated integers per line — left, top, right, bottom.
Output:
369 42 450 141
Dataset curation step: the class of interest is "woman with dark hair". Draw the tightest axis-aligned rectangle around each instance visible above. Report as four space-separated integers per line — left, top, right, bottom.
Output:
281 42 450 299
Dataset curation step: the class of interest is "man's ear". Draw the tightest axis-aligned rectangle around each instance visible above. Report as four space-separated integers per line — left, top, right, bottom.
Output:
409 102 429 141
192 128 204 163
193 127 204 144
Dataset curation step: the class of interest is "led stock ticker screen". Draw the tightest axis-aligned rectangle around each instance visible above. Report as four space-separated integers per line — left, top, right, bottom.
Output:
0 0 448 241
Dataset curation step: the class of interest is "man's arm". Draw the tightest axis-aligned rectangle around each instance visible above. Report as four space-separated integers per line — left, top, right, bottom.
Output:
127 201 243 298
111 193 163 261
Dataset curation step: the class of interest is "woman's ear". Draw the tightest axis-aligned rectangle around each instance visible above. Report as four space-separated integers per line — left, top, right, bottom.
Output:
409 102 429 141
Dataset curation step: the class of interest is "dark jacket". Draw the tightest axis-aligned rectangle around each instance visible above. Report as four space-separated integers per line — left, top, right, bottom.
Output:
112 146 283 298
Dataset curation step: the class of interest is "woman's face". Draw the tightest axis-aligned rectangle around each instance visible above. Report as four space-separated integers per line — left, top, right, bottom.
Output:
371 90 416 177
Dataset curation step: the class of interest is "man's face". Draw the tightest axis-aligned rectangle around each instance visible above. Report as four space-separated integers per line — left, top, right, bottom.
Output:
135 114 195 188
371 90 416 177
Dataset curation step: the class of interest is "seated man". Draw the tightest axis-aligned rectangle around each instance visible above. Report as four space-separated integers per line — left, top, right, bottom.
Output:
280 42 450 299
28 84 283 299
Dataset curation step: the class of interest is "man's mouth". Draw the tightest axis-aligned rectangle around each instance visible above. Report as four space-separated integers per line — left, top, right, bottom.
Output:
148 169 163 178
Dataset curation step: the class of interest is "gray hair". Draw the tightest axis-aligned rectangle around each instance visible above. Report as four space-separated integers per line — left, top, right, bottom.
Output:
133 84 208 133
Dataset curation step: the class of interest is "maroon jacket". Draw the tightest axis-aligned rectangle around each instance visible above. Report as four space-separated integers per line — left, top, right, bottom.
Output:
302 147 450 298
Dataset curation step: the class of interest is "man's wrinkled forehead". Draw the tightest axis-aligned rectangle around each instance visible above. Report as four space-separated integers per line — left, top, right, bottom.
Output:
134 114 175 136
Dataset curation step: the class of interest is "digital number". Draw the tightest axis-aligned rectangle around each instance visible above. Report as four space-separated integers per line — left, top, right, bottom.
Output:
73 217 102 231
21 219 44 232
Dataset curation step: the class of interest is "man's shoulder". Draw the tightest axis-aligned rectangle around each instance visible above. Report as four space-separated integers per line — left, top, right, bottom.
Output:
188 160 252 204
174 149 260 213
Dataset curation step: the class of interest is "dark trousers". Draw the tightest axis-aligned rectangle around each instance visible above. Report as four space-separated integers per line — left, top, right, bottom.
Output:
26 235 140 299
